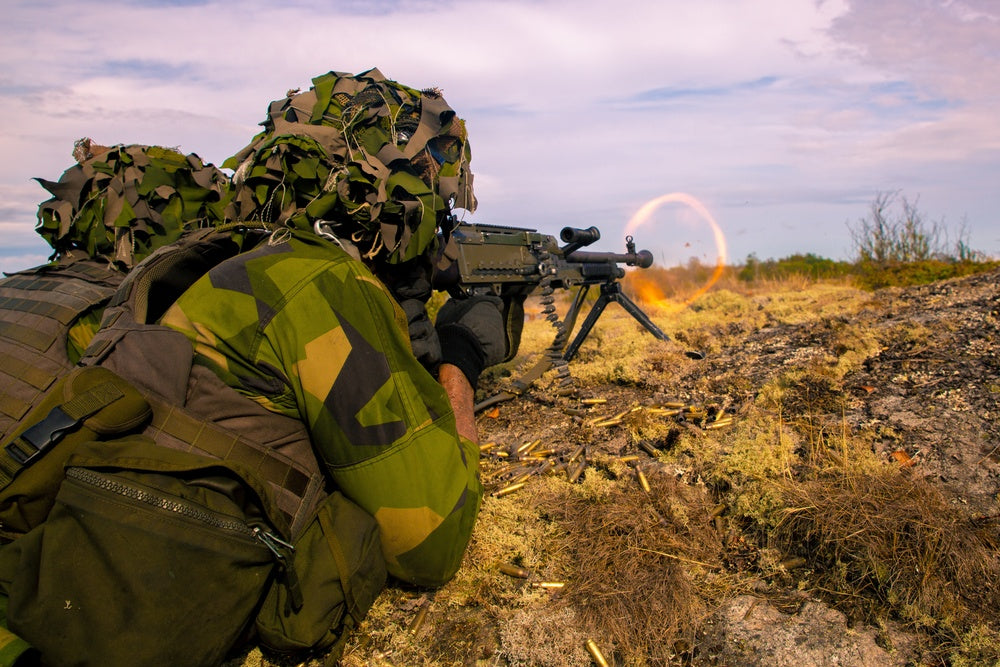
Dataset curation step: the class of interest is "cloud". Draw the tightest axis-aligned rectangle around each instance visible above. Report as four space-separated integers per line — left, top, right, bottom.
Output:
88 59 200 81
829 0 1000 100
627 76 782 104
128 0 213 6
0 0 997 272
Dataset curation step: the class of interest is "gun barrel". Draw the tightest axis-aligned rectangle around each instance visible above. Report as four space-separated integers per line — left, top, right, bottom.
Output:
565 249 654 269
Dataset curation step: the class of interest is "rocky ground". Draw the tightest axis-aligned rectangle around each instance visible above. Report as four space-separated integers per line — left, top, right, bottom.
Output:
696 269 1000 665
692 268 1000 516
470 268 1000 666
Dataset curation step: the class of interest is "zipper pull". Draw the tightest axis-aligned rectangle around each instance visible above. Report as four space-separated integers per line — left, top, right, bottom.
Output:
254 528 304 612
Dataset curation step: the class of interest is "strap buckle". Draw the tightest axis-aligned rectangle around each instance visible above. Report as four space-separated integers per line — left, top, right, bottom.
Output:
5 406 77 466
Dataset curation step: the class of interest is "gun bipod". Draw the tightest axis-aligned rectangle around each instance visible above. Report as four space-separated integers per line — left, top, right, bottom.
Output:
561 281 705 360
474 279 704 413
563 281 668 360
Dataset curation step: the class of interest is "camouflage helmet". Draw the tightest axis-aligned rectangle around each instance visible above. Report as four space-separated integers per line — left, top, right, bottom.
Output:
223 68 476 264
35 139 230 269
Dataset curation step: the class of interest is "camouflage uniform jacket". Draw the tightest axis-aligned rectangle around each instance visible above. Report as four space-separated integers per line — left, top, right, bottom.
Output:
160 229 482 586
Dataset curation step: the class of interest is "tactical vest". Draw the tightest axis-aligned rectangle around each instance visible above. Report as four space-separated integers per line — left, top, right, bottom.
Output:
78 228 327 538
0 257 123 443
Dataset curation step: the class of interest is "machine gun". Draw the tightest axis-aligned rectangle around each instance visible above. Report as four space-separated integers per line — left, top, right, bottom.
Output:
433 222 702 411
435 222 667 360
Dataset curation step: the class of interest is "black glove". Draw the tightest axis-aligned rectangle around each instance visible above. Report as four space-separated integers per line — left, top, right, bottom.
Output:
399 299 441 373
377 257 442 372
435 295 505 389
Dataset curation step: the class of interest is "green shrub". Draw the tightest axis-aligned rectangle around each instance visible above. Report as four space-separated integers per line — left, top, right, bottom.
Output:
738 253 853 282
854 259 1000 289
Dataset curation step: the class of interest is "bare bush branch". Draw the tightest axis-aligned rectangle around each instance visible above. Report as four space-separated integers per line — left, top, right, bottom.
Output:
848 191 982 264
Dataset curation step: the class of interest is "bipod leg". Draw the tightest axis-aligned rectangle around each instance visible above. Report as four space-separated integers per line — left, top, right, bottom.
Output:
607 283 705 359
564 281 701 362
609 285 669 341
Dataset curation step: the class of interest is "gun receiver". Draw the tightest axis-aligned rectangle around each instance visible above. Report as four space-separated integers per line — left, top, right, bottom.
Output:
434 222 700 412
435 223 654 298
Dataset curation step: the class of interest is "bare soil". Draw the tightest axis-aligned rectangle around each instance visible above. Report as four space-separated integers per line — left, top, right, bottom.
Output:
686 268 1000 517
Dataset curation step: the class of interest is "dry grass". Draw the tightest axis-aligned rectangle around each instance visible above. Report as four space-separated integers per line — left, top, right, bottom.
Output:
531 469 723 664
768 468 1000 634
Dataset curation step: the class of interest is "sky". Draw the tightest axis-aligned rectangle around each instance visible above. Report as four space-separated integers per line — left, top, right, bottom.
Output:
1 0 998 274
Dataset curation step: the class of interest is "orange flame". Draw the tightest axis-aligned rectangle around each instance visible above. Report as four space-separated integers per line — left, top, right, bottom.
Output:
624 192 727 308
627 272 683 313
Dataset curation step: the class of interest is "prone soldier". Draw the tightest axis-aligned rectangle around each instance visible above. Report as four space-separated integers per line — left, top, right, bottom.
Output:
0 68 523 666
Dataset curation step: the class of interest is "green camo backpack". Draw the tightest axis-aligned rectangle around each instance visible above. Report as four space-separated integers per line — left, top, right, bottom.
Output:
0 229 386 667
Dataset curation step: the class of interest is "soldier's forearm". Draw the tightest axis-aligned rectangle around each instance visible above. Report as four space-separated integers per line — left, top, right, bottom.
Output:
439 363 478 444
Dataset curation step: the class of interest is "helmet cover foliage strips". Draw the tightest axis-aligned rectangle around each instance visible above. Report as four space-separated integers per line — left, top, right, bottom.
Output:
34 139 230 268
223 68 476 264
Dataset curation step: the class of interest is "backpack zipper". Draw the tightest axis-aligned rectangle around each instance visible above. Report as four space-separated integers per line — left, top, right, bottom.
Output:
66 466 255 536
64 466 303 609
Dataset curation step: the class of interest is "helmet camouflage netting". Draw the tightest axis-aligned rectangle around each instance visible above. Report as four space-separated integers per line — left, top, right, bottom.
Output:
223 67 476 264
34 139 230 269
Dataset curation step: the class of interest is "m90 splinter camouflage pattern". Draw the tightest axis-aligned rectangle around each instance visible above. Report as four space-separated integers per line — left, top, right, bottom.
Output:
160 228 483 586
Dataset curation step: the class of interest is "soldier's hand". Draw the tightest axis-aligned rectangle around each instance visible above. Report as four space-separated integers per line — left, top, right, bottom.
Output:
435 296 505 387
